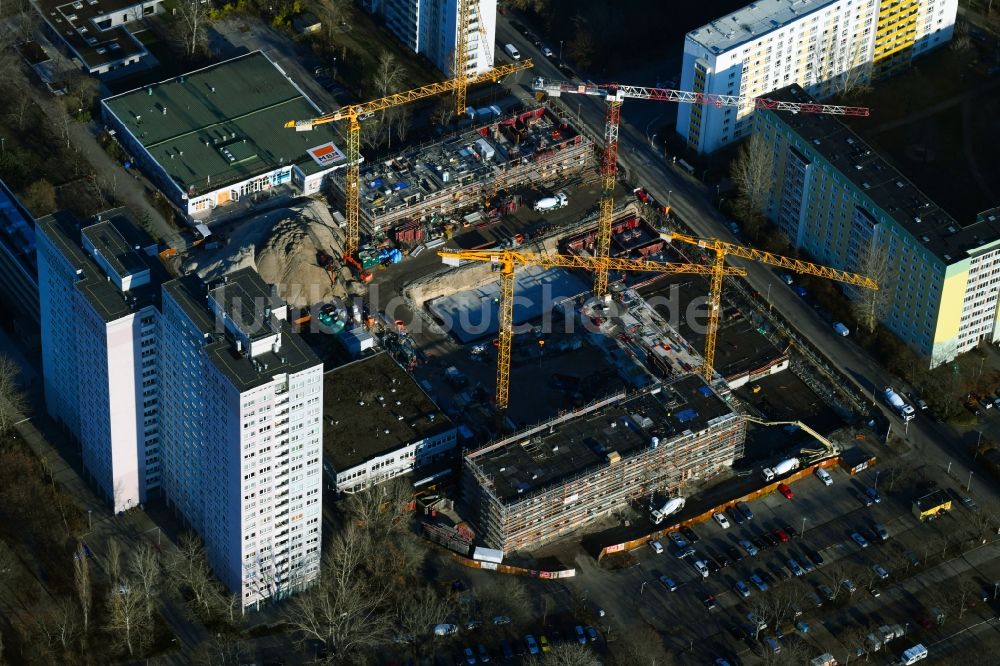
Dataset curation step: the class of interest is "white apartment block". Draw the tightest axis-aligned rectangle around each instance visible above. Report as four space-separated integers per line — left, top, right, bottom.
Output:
37 210 162 514
677 0 957 154
160 269 323 609
374 0 496 79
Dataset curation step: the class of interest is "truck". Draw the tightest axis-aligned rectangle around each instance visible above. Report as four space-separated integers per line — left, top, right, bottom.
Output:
533 191 568 212
884 387 915 421
650 497 685 525
762 457 800 482
900 644 927 665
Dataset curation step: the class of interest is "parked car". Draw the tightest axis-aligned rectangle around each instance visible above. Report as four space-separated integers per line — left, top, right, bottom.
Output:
750 573 769 591
787 559 804 576
477 644 491 662
803 547 825 567
728 507 746 525
694 560 710 578
854 488 875 507
650 540 664 554
739 539 759 557
814 467 834 486
747 612 767 631
866 487 882 504
492 615 511 625
524 635 540 655
769 561 791 580
778 522 799 539
702 593 717 610
541 46 554 58
538 636 550 653
586 626 599 643
961 496 978 510
841 578 857 593
680 526 700 543
464 647 477 664
774 529 791 543
870 587 881 597
734 580 751 598
873 564 889 580
781 273 794 285
676 546 697 559
777 483 794 500
763 533 779 549
713 512 731 529
851 532 870 548
668 531 688 549
574 626 587 645
726 545 744 562
659 575 678 591
737 502 754 521
818 584 836 601
704 557 721 574
874 523 890 541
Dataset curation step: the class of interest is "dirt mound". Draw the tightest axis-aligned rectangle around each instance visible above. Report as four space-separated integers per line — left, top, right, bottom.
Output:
183 202 347 308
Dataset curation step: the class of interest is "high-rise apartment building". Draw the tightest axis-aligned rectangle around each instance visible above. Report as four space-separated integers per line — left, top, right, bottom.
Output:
372 0 496 79
677 0 957 154
756 85 1000 367
159 269 324 608
37 209 163 514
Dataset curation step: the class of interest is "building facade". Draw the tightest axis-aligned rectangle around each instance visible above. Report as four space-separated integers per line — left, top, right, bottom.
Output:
464 379 746 553
37 210 162 513
676 0 957 154
160 269 323 608
374 0 496 79
756 85 1000 367
0 181 39 328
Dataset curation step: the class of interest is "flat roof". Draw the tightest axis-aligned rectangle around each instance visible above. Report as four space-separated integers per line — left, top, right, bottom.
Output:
102 51 348 198
36 208 164 322
688 0 835 54
81 220 147 279
468 375 738 504
207 271 281 342
32 0 148 70
322 352 453 472
765 85 1000 265
914 489 951 511
162 269 321 392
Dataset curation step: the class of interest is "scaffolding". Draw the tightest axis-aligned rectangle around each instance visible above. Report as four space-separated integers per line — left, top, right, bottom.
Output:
462 377 746 553
329 105 594 237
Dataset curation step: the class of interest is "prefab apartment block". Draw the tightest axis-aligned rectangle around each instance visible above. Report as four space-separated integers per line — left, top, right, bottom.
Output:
463 376 746 553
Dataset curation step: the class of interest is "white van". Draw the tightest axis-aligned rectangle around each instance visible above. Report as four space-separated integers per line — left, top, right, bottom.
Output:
900 643 928 665
814 467 833 486
503 43 521 60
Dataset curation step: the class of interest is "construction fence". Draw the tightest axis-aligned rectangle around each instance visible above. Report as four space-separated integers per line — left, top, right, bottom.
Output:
598 457 842 560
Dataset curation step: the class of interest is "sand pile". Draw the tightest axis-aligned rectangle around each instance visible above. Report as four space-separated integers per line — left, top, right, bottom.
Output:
183 201 348 308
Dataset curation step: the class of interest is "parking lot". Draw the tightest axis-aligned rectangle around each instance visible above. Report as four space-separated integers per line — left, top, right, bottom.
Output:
583 461 1000 664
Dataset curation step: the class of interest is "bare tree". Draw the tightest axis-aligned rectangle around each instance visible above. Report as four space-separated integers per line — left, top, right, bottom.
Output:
396 586 453 653
545 643 602 666
850 237 893 333
313 0 349 43
0 356 28 434
431 95 456 128
106 581 152 657
174 0 210 58
607 624 674 665
284 525 393 657
343 477 413 538
73 544 92 636
169 533 218 617
53 597 80 657
835 38 873 99
729 133 775 239
470 576 531 624
129 542 162 623
107 537 123 588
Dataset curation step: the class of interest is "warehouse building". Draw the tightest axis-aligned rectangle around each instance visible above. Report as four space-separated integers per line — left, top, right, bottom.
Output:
756 85 1000 368
33 0 162 75
677 0 957 153
323 352 457 493
334 105 592 237
463 376 746 553
101 51 348 219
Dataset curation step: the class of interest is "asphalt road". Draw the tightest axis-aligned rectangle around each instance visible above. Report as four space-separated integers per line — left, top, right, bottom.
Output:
493 14 999 514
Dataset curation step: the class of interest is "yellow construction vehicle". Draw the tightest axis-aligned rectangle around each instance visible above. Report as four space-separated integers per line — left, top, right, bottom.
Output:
660 231 878 382
285 61 533 257
439 248 746 410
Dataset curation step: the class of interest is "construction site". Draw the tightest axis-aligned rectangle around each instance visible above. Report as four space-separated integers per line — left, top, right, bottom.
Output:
330 104 594 241
461 376 746 553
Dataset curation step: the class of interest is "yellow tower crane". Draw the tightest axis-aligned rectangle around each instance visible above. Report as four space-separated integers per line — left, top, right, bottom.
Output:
439 248 746 410
285 60 533 257
659 231 878 382
455 0 496 115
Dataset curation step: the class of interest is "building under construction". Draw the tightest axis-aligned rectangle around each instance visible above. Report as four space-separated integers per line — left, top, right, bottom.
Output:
333 105 593 237
462 375 745 553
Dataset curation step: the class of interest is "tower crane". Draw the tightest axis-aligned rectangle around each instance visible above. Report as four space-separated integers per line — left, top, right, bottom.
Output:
531 78 871 298
285 60 533 257
439 249 746 410
454 0 496 115
660 231 878 382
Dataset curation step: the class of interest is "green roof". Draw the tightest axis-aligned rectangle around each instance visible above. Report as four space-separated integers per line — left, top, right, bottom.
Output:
102 51 347 197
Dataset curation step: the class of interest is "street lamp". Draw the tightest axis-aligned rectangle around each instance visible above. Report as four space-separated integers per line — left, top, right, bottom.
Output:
650 133 657 150
640 580 648 595
874 470 880 490
801 516 807 537
667 190 672 207
87 509 92 530
559 40 563 66
967 470 974 492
